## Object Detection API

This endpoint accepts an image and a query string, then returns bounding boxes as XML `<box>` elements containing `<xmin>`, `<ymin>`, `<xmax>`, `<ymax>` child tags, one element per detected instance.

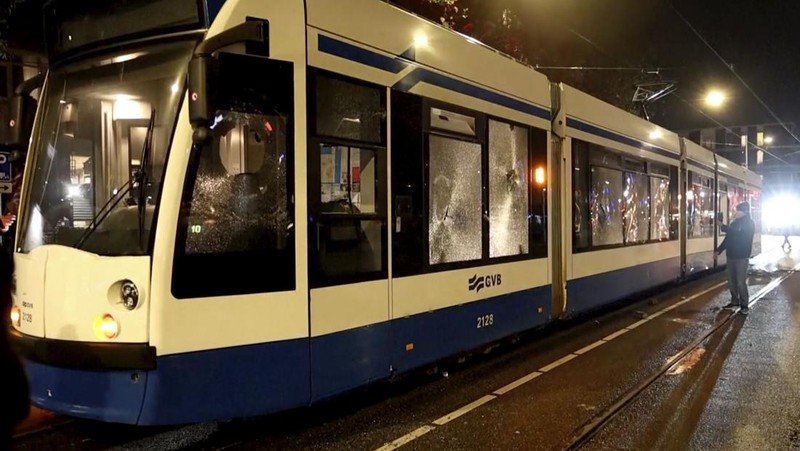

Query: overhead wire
<box><xmin>672</xmin><ymin>92</ymin><xmax>793</xmax><ymax>166</ymax></box>
<box><xmin>666</xmin><ymin>0</ymin><xmax>800</xmax><ymax>148</ymax></box>
<box><xmin>549</xmin><ymin>0</ymin><xmax>797</xmax><ymax>165</ymax></box>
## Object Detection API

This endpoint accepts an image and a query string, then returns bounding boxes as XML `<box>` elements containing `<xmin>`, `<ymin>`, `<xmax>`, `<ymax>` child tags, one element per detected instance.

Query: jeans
<box><xmin>727</xmin><ymin>258</ymin><xmax>749</xmax><ymax>308</ymax></box>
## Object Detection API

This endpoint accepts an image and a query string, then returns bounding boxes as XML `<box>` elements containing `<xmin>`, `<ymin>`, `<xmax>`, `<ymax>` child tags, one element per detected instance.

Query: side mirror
<box><xmin>3</xmin><ymin>73</ymin><xmax>45</xmax><ymax>156</ymax></box>
<box><xmin>188</xmin><ymin>19</ymin><xmax>269</xmax><ymax>144</ymax></box>
<box><xmin>188</xmin><ymin>55</ymin><xmax>213</xmax><ymax>143</ymax></box>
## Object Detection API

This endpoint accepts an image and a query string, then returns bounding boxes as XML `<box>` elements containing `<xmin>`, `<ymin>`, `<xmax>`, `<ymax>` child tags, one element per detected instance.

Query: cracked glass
<box><xmin>590</xmin><ymin>166</ymin><xmax>623</xmax><ymax>246</ymax></box>
<box><xmin>429</xmin><ymin>135</ymin><xmax>482</xmax><ymax>264</ymax></box>
<box><xmin>489</xmin><ymin>120</ymin><xmax>529</xmax><ymax>257</ymax></box>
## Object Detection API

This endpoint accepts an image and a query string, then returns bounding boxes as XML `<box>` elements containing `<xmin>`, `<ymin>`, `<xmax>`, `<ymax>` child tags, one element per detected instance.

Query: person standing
<box><xmin>715</xmin><ymin>202</ymin><xmax>756</xmax><ymax>314</ymax></box>
<box><xmin>0</xmin><ymin>249</ymin><xmax>29</xmax><ymax>448</ymax></box>
<box><xmin>1</xmin><ymin>171</ymin><xmax>23</xmax><ymax>256</ymax></box>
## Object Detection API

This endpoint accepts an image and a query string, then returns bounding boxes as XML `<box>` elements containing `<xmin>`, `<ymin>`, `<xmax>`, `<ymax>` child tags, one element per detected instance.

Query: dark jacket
<box><xmin>717</xmin><ymin>214</ymin><xmax>755</xmax><ymax>260</ymax></box>
<box><xmin>1</xmin><ymin>251</ymin><xmax>30</xmax><ymax>442</ymax></box>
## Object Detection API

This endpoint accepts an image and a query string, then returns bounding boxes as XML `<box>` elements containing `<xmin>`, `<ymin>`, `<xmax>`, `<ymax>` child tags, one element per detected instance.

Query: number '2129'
<box><xmin>476</xmin><ymin>314</ymin><xmax>494</xmax><ymax>328</ymax></box>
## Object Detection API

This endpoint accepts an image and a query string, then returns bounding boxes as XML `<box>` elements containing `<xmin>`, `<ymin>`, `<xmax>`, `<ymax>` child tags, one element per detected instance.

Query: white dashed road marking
<box><xmin>375</xmin><ymin>281</ymin><xmax>736</xmax><ymax>450</ymax></box>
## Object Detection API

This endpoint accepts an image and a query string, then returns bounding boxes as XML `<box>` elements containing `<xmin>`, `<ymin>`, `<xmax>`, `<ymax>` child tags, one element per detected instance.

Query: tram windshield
<box><xmin>18</xmin><ymin>40</ymin><xmax>194</xmax><ymax>255</ymax></box>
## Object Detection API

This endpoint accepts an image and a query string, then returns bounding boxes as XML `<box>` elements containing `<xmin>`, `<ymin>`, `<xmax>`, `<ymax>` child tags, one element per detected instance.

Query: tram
<box><xmin>7</xmin><ymin>0</ymin><xmax>761</xmax><ymax>425</ymax></box>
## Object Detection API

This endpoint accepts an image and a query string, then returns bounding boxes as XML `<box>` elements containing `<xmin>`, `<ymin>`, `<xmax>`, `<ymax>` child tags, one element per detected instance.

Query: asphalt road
<box><xmin>11</xmin><ymin>237</ymin><xmax>800</xmax><ymax>450</ymax></box>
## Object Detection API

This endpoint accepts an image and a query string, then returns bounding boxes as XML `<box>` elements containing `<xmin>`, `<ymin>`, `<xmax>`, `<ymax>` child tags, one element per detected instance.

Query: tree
<box><xmin>391</xmin><ymin>0</ymin><xmax>528</xmax><ymax>63</ymax></box>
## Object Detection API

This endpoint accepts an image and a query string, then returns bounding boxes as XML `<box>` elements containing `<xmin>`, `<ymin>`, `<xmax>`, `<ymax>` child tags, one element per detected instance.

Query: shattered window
<box><xmin>172</xmin><ymin>53</ymin><xmax>295</xmax><ymax>298</ymax></box>
<box><xmin>488</xmin><ymin>120</ymin><xmax>529</xmax><ymax>257</ymax></box>
<box><xmin>181</xmin><ymin>111</ymin><xmax>290</xmax><ymax>255</ymax></box>
<box><xmin>573</xmin><ymin>141</ymin><xmax>590</xmax><ymax>250</ymax></box>
<box><xmin>314</xmin><ymin>75</ymin><xmax>384</xmax><ymax>144</ymax></box>
<box><xmin>650</xmin><ymin>176</ymin><xmax>670</xmax><ymax>240</ymax></box>
<box><xmin>699</xmin><ymin>186</ymin><xmax>714</xmax><ymax>237</ymax></box>
<box><xmin>688</xmin><ymin>182</ymin><xmax>713</xmax><ymax>238</ymax></box>
<box><xmin>429</xmin><ymin>135</ymin><xmax>482</xmax><ymax>264</ymax></box>
<box><xmin>590</xmin><ymin>166</ymin><xmax>623</xmax><ymax>246</ymax></box>
<box><xmin>623</xmin><ymin>171</ymin><xmax>650</xmax><ymax>243</ymax></box>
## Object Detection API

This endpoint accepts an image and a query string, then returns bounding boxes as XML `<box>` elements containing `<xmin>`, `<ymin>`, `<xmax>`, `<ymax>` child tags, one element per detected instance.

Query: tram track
<box><xmin>563</xmin><ymin>264</ymin><xmax>800</xmax><ymax>450</ymax></box>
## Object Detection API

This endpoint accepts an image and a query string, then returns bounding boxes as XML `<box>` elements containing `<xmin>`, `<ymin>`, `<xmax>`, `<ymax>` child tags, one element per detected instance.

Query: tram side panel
<box><xmin>561</xmin><ymin>85</ymin><xmax>683</xmax><ymax>315</ymax></box>
<box><xmin>308</xmin><ymin>0</ymin><xmax>556</xmax><ymax>377</ymax></box>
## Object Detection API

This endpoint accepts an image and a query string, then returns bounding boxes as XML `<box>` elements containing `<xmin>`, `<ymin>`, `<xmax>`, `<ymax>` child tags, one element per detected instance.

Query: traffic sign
<box><xmin>0</xmin><ymin>151</ymin><xmax>10</xmax><ymax>182</ymax></box>
<box><xmin>0</xmin><ymin>182</ymin><xmax>11</xmax><ymax>194</ymax></box>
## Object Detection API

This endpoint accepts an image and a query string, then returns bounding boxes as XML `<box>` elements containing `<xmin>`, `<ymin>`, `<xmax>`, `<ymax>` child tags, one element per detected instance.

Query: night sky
<box><xmin>509</xmin><ymin>0</ymin><xmax>800</xmax><ymax>130</ymax></box>
<box><xmin>5</xmin><ymin>0</ymin><xmax>799</xmax><ymax>132</ymax></box>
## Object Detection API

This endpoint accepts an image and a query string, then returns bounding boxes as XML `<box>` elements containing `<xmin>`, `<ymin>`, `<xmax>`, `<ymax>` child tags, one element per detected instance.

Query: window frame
<box><xmin>390</xmin><ymin>91</ymin><xmax>549</xmax><ymax>278</ymax></box>
<box><xmin>687</xmin><ymin>170</ymin><xmax>715</xmax><ymax>239</ymax></box>
<box><xmin>487</xmin><ymin>117</ymin><xmax>534</xmax><ymax>260</ymax></box>
<box><xmin>572</xmin><ymin>138</ymin><xmax>680</xmax><ymax>253</ymax></box>
<box><xmin>307</xmin><ymin>69</ymin><xmax>388</xmax><ymax>288</ymax></box>
<box><xmin>171</xmin><ymin>53</ymin><xmax>296</xmax><ymax>299</ymax></box>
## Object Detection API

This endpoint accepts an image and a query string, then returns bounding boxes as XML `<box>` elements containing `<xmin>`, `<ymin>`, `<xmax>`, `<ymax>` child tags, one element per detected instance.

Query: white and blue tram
<box><xmin>8</xmin><ymin>0</ymin><xmax>761</xmax><ymax>425</ymax></box>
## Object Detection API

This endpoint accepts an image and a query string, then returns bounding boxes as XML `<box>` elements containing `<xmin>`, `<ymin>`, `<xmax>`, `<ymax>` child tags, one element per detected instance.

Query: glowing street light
<box><xmin>704</xmin><ymin>90</ymin><xmax>726</xmax><ymax>108</ymax></box>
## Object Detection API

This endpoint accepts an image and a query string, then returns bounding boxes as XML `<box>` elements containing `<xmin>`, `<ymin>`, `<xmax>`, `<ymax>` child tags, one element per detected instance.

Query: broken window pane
<box><xmin>429</xmin><ymin>135</ymin><xmax>482</xmax><ymax>264</ymax></box>
<box><xmin>688</xmin><ymin>184</ymin><xmax>713</xmax><ymax>238</ymax></box>
<box><xmin>650</xmin><ymin>176</ymin><xmax>670</xmax><ymax>240</ymax></box>
<box><xmin>590</xmin><ymin>166</ymin><xmax>623</xmax><ymax>246</ymax></box>
<box><xmin>488</xmin><ymin>120</ymin><xmax>529</xmax><ymax>257</ymax></box>
<box><xmin>623</xmin><ymin>171</ymin><xmax>650</xmax><ymax>243</ymax></box>
<box><xmin>573</xmin><ymin>141</ymin><xmax>590</xmax><ymax>250</ymax></box>
<box><xmin>315</xmin><ymin>75</ymin><xmax>384</xmax><ymax>143</ymax></box>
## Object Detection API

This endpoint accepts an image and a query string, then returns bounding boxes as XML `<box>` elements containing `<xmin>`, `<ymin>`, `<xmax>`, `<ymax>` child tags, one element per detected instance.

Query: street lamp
<box><xmin>704</xmin><ymin>90</ymin><xmax>726</xmax><ymax>108</ymax></box>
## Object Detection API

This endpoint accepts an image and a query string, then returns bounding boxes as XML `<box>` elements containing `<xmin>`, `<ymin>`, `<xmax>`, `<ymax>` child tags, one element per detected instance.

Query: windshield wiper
<box><xmin>74</xmin><ymin>179</ymin><xmax>134</xmax><ymax>249</ymax></box>
<box><xmin>136</xmin><ymin>108</ymin><xmax>156</xmax><ymax>252</ymax></box>
<box><xmin>74</xmin><ymin>108</ymin><xmax>156</xmax><ymax>251</ymax></box>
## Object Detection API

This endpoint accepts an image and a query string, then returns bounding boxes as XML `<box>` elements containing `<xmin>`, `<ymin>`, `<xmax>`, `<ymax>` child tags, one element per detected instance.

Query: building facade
<box><xmin>682</xmin><ymin>122</ymin><xmax>800</xmax><ymax>196</ymax></box>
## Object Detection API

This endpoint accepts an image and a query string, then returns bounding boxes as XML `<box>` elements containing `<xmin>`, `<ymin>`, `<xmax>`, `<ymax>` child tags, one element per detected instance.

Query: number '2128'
<box><xmin>476</xmin><ymin>314</ymin><xmax>494</xmax><ymax>328</ymax></box>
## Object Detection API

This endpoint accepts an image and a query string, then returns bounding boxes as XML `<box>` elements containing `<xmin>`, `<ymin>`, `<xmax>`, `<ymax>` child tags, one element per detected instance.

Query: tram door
<box><xmin>307</xmin><ymin>70</ymin><xmax>390</xmax><ymax>399</ymax></box>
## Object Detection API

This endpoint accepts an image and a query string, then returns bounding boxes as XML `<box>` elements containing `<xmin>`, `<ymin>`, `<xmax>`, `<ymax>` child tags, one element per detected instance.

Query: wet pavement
<box><xmin>689</xmin><ymin>271</ymin><xmax>800</xmax><ymax>450</ymax></box>
<box><xmin>10</xmin><ymin>236</ymin><xmax>800</xmax><ymax>450</ymax></box>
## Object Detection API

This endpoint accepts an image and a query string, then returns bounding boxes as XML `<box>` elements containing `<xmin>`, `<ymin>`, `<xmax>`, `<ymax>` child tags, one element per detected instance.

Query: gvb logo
<box><xmin>468</xmin><ymin>274</ymin><xmax>502</xmax><ymax>293</ymax></box>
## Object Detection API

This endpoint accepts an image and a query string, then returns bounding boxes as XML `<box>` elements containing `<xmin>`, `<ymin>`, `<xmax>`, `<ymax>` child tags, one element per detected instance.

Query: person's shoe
<box><xmin>722</xmin><ymin>302</ymin><xmax>737</xmax><ymax>309</ymax></box>
<box><xmin>740</xmin><ymin>308</ymin><xmax>749</xmax><ymax>315</ymax></box>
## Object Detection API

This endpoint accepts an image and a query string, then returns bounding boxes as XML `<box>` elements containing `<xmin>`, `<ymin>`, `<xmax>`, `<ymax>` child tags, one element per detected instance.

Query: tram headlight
<box><xmin>93</xmin><ymin>313</ymin><xmax>120</xmax><ymax>339</ymax></box>
<box><xmin>121</xmin><ymin>280</ymin><xmax>139</xmax><ymax>310</ymax></box>
<box><xmin>10</xmin><ymin>305</ymin><xmax>21</xmax><ymax>327</ymax></box>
